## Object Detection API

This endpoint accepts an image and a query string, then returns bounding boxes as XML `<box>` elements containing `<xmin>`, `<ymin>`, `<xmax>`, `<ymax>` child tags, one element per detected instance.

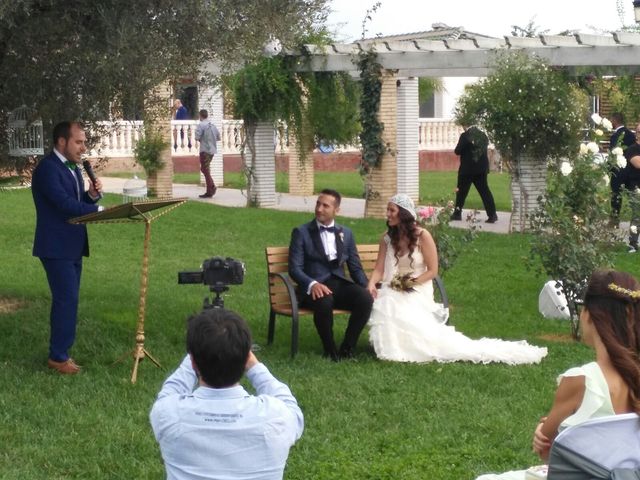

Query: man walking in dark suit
<box><xmin>623</xmin><ymin>123</ymin><xmax>640</xmax><ymax>252</ymax></box>
<box><xmin>451</xmin><ymin>124</ymin><xmax>498</xmax><ymax>223</ymax></box>
<box><xmin>288</xmin><ymin>189</ymin><xmax>373</xmax><ymax>361</ymax></box>
<box><xmin>609</xmin><ymin>112</ymin><xmax>636</xmax><ymax>225</ymax></box>
<box><xmin>32</xmin><ymin>121</ymin><xmax>103</xmax><ymax>374</ymax></box>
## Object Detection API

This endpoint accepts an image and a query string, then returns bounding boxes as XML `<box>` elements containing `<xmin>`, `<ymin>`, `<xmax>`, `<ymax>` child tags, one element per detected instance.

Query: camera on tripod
<box><xmin>178</xmin><ymin>256</ymin><xmax>245</xmax><ymax>309</ymax></box>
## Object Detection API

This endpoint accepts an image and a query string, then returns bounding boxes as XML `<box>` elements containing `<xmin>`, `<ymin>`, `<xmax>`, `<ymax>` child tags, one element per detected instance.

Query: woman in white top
<box><xmin>366</xmin><ymin>194</ymin><xmax>547</xmax><ymax>365</ymax></box>
<box><xmin>477</xmin><ymin>269</ymin><xmax>640</xmax><ymax>479</ymax></box>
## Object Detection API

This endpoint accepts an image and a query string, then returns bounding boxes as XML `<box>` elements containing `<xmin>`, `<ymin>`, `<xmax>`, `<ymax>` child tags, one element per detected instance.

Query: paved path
<box><xmin>101</xmin><ymin>176</ymin><xmax>512</xmax><ymax>233</ymax></box>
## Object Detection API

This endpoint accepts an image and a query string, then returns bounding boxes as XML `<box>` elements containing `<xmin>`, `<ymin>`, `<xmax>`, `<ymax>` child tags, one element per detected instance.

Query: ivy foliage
<box><xmin>227</xmin><ymin>49</ymin><xmax>360</xmax><ymax>205</ymax></box>
<box><xmin>357</xmin><ymin>50</ymin><xmax>385</xmax><ymax>171</ymax></box>
<box><xmin>229</xmin><ymin>57</ymin><xmax>303</xmax><ymax>125</ymax></box>
<box><xmin>306</xmin><ymin>72</ymin><xmax>361</xmax><ymax>146</ymax></box>
<box><xmin>228</xmin><ymin>56</ymin><xmax>360</xmax><ymax>146</ymax></box>
<box><xmin>455</xmin><ymin>52</ymin><xmax>586</xmax><ymax>165</ymax></box>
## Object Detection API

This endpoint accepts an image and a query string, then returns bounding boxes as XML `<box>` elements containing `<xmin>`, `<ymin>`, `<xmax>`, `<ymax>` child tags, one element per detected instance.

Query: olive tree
<box><xmin>0</xmin><ymin>0</ymin><xmax>329</xmax><ymax>166</ymax></box>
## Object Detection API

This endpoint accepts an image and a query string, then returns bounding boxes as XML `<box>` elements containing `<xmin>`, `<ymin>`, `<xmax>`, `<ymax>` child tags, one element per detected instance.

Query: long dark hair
<box><xmin>387</xmin><ymin>207</ymin><xmax>420</xmax><ymax>267</ymax></box>
<box><xmin>584</xmin><ymin>270</ymin><xmax>640</xmax><ymax>414</ymax></box>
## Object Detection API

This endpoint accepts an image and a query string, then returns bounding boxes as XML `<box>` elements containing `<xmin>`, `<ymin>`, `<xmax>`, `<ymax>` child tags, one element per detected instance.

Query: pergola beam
<box><xmin>284</xmin><ymin>33</ymin><xmax>640</xmax><ymax>77</ymax></box>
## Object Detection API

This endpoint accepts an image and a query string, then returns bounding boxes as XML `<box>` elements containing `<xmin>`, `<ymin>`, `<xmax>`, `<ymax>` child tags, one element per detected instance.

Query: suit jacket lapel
<box><xmin>309</xmin><ymin>222</ymin><xmax>327</xmax><ymax>260</ymax></box>
<box><xmin>72</xmin><ymin>167</ymin><xmax>82</xmax><ymax>200</ymax></box>
<box><xmin>55</xmin><ymin>157</ymin><xmax>80</xmax><ymax>200</ymax></box>
<box><xmin>335</xmin><ymin>225</ymin><xmax>344</xmax><ymax>263</ymax></box>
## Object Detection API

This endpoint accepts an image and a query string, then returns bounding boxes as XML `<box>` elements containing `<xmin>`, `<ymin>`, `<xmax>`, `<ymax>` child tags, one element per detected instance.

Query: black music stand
<box><xmin>71</xmin><ymin>198</ymin><xmax>187</xmax><ymax>383</ymax></box>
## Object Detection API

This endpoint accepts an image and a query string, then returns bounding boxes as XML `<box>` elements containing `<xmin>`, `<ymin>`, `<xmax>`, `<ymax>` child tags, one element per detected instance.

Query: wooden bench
<box><xmin>266</xmin><ymin>244</ymin><xmax>449</xmax><ymax>358</ymax></box>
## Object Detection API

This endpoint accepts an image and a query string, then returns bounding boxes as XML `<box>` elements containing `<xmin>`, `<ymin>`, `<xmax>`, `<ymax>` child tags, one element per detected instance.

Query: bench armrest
<box><xmin>269</xmin><ymin>271</ymin><xmax>301</xmax><ymax>318</ymax></box>
<box><xmin>434</xmin><ymin>275</ymin><xmax>449</xmax><ymax>309</ymax></box>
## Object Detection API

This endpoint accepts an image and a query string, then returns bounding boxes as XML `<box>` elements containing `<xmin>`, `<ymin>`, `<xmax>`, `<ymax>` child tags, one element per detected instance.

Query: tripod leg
<box><xmin>142</xmin><ymin>348</ymin><xmax>162</xmax><ymax>368</ymax></box>
<box><xmin>131</xmin><ymin>355</ymin><xmax>141</xmax><ymax>383</ymax></box>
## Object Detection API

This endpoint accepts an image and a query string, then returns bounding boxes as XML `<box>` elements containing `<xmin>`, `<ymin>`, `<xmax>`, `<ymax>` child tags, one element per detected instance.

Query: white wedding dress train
<box><xmin>368</xmin><ymin>236</ymin><xmax>547</xmax><ymax>364</ymax></box>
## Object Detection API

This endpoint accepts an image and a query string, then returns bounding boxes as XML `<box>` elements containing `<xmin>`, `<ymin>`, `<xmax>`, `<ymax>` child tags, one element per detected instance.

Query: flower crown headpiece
<box><xmin>607</xmin><ymin>283</ymin><xmax>640</xmax><ymax>301</ymax></box>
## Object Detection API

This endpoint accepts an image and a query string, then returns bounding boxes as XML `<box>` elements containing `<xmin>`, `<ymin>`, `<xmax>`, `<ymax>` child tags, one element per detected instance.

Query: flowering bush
<box><xmin>454</xmin><ymin>52</ymin><xmax>588</xmax><ymax>232</ymax></box>
<box><xmin>590</xmin><ymin>112</ymin><xmax>627</xmax><ymax>172</ymax></box>
<box><xmin>417</xmin><ymin>205</ymin><xmax>437</xmax><ymax>224</ymax></box>
<box><xmin>529</xmin><ymin>115</ymin><xmax>620</xmax><ymax>339</ymax></box>
<box><xmin>416</xmin><ymin>199</ymin><xmax>479</xmax><ymax>274</ymax></box>
<box><xmin>454</xmin><ymin>52</ymin><xmax>586</xmax><ymax>166</ymax></box>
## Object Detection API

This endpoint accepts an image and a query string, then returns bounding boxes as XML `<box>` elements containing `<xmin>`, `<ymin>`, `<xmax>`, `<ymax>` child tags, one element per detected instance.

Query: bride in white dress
<box><xmin>367</xmin><ymin>194</ymin><xmax>547</xmax><ymax>365</ymax></box>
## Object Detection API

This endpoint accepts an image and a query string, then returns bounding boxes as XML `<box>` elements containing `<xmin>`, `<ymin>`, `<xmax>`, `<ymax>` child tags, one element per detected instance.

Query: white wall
<box><xmin>438</xmin><ymin>77</ymin><xmax>481</xmax><ymax>119</ymax></box>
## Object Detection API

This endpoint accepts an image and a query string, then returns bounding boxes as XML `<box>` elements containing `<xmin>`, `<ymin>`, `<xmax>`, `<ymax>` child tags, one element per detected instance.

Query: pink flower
<box><xmin>418</xmin><ymin>206</ymin><xmax>436</xmax><ymax>219</ymax></box>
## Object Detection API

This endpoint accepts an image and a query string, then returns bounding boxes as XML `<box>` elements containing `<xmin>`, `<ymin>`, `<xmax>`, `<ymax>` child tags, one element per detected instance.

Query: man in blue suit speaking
<box><xmin>32</xmin><ymin>121</ymin><xmax>103</xmax><ymax>374</ymax></box>
<box><xmin>288</xmin><ymin>189</ymin><xmax>373</xmax><ymax>361</ymax></box>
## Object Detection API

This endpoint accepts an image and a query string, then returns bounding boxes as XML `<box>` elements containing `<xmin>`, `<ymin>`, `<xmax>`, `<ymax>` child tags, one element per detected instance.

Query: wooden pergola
<box><xmin>298</xmin><ymin>32</ymin><xmax>640</xmax><ymax>76</ymax></box>
<box><xmin>210</xmin><ymin>32</ymin><xmax>640</xmax><ymax>218</ymax></box>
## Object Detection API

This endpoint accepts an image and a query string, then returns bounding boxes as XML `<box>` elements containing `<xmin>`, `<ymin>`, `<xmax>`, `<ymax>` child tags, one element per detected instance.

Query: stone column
<box><xmin>288</xmin><ymin>121</ymin><xmax>314</xmax><ymax>196</ymax></box>
<box><xmin>396</xmin><ymin>77</ymin><xmax>419</xmax><ymax>201</ymax></box>
<box><xmin>197</xmin><ymin>85</ymin><xmax>224</xmax><ymax>187</ymax></box>
<box><xmin>251</xmin><ymin>121</ymin><xmax>276</xmax><ymax>207</ymax></box>
<box><xmin>365</xmin><ymin>70</ymin><xmax>398</xmax><ymax>218</ymax></box>
<box><xmin>510</xmin><ymin>154</ymin><xmax>547</xmax><ymax>233</ymax></box>
<box><xmin>146</xmin><ymin>81</ymin><xmax>173</xmax><ymax>198</ymax></box>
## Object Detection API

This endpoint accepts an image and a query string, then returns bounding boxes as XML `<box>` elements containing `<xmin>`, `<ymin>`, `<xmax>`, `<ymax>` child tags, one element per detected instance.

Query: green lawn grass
<box><xmin>1</xmin><ymin>188</ymin><xmax>638</xmax><ymax>479</ymax></box>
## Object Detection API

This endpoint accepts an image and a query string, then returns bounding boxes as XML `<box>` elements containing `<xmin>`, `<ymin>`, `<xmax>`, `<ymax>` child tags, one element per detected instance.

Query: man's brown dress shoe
<box><xmin>47</xmin><ymin>358</ymin><xmax>81</xmax><ymax>375</ymax></box>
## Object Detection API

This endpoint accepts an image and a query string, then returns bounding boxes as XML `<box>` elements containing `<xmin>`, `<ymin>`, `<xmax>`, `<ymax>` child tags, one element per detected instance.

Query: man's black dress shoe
<box><xmin>338</xmin><ymin>346</ymin><xmax>355</xmax><ymax>360</ymax></box>
<box><xmin>485</xmin><ymin>215</ymin><xmax>498</xmax><ymax>224</ymax></box>
<box><xmin>198</xmin><ymin>193</ymin><xmax>213</xmax><ymax>198</ymax></box>
<box><xmin>450</xmin><ymin>213</ymin><xmax>462</xmax><ymax>221</ymax></box>
<box><xmin>322</xmin><ymin>349</ymin><xmax>340</xmax><ymax>362</ymax></box>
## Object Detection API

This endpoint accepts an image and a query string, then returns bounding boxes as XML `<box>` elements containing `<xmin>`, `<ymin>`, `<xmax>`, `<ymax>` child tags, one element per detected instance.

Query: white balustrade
<box><xmin>87</xmin><ymin>118</ymin><xmax>461</xmax><ymax>159</ymax></box>
<box><xmin>222</xmin><ymin>119</ymin><xmax>245</xmax><ymax>154</ymax></box>
<box><xmin>171</xmin><ymin>120</ymin><xmax>199</xmax><ymax>155</ymax></box>
<box><xmin>93</xmin><ymin>121</ymin><xmax>144</xmax><ymax>157</ymax></box>
<box><xmin>418</xmin><ymin>119</ymin><xmax>463</xmax><ymax>150</ymax></box>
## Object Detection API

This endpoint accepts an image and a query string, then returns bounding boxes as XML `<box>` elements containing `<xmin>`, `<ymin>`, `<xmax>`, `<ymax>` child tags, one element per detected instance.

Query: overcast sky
<box><xmin>327</xmin><ymin>0</ymin><xmax>633</xmax><ymax>42</ymax></box>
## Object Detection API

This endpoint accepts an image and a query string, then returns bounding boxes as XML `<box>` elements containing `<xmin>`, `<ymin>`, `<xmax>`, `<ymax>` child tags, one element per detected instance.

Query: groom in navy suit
<box><xmin>289</xmin><ymin>189</ymin><xmax>373</xmax><ymax>361</ymax></box>
<box><xmin>32</xmin><ymin>121</ymin><xmax>103</xmax><ymax>374</ymax></box>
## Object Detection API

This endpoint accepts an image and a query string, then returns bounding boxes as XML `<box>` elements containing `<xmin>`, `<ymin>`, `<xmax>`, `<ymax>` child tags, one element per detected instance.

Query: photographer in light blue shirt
<box><xmin>150</xmin><ymin>309</ymin><xmax>304</xmax><ymax>480</ymax></box>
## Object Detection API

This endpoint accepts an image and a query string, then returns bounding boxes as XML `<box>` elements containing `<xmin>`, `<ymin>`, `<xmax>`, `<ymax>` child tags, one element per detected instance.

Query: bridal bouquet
<box><xmin>389</xmin><ymin>273</ymin><xmax>417</xmax><ymax>293</ymax></box>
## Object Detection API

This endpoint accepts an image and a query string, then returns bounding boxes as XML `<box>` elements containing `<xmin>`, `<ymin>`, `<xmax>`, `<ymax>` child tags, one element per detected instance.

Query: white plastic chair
<box><xmin>548</xmin><ymin>413</ymin><xmax>640</xmax><ymax>479</ymax></box>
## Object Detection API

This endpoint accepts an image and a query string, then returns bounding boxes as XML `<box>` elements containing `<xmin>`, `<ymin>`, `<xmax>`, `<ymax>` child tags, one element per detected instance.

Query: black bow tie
<box><xmin>320</xmin><ymin>225</ymin><xmax>335</xmax><ymax>233</ymax></box>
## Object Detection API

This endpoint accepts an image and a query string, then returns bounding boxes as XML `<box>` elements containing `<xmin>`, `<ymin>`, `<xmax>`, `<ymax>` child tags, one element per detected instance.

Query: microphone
<box><xmin>82</xmin><ymin>159</ymin><xmax>103</xmax><ymax>199</ymax></box>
